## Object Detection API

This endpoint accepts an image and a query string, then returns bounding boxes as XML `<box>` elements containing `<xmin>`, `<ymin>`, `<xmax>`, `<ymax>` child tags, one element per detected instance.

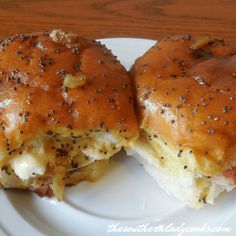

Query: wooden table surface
<box><xmin>0</xmin><ymin>0</ymin><xmax>236</xmax><ymax>44</ymax></box>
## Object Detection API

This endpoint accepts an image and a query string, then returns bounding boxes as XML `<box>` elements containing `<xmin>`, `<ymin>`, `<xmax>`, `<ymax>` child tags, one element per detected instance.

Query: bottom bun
<box><xmin>127</xmin><ymin>132</ymin><xmax>235</xmax><ymax>209</ymax></box>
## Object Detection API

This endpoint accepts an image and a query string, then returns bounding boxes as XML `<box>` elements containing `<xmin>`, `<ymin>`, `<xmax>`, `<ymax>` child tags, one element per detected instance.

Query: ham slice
<box><xmin>223</xmin><ymin>167</ymin><xmax>236</xmax><ymax>184</ymax></box>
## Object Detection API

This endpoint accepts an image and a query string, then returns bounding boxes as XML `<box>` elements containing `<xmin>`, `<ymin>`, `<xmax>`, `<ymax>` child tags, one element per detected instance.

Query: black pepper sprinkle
<box><xmin>56</xmin><ymin>148</ymin><xmax>68</xmax><ymax>157</ymax></box>
<box><xmin>183</xmin><ymin>34</ymin><xmax>192</xmax><ymax>40</ymax></box>
<box><xmin>0</xmin><ymin>122</ymin><xmax>5</xmax><ymax>131</ymax></box>
<box><xmin>72</xmin><ymin>47</ymin><xmax>80</xmax><ymax>54</ymax></box>
<box><xmin>178</xmin><ymin>60</ymin><xmax>185</xmax><ymax>67</ymax></box>
<box><xmin>192</xmin><ymin>107</ymin><xmax>198</xmax><ymax>115</ymax></box>
<box><xmin>98</xmin><ymin>60</ymin><xmax>104</xmax><ymax>64</ymax></box>
<box><xmin>208</xmin><ymin>115</ymin><xmax>213</xmax><ymax>119</ymax></box>
<box><xmin>55</xmin><ymin>48</ymin><xmax>61</xmax><ymax>54</ymax></box>
<box><xmin>56</xmin><ymin>69</ymin><xmax>66</xmax><ymax>78</ymax></box>
<box><xmin>223</xmin><ymin>120</ymin><xmax>229</xmax><ymax>125</ymax></box>
<box><xmin>202</xmin><ymin>196</ymin><xmax>206</xmax><ymax>204</ymax></box>
<box><xmin>176</xmin><ymin>104</ymin><xmax>182</xmax><ymax>108</ymax></box>
<box><xmin>170</xmin><ymin>73</ymin><xmax>177</xmax><ymax>78</ymax></box>
<box><xmin>96</xmin><ymin>88</ymin><xmax>102</xmax><ymax>93</ymax></box>
<box><xmin>193</xmin><ymin>75</ymin><xmax>210</xmax><ymax>87</ymax></box>
<box><xmin>46</xmin><ymin>130</ymin><xmax>53</xmax><ymax>135</ymax></box>
<box><xmin>208</xmin><ymin>129</ymin><xmax>215</xmax><ymax>134</ymax></box>
<box><xmin>177</xmin><ymin>150</ymin><xmax>183</xmax><ymax>157</ymax></box>
<box><xmin>75</xmin><ymin>63</ymin><xmax>81</xmax><ymax>72</ymax></box>
<box><xmin>222</xmin><ymin>106</ymin><xmax>232</xmax><ymax>113</ymax></box>
<box><xmin>179</xmin><ymin>96</ymin><xmax>187</xmax><ymax>102</ymax></box>
<box><xmin>67</xmin><ymin>124</ymin><xmax>72</xmax><ymax>129</ymax></box>
<box><xmin>162</xmin><ymin>103</ymin><xmax>171</xmax><ymax>108</ymax></box>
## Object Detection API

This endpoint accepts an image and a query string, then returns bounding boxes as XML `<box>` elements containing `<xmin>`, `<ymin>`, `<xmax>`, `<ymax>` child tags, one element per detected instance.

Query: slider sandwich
<box><xmin>0</xmin><ymin>29</ymin><xmax>138</xmax><ymax>200</ymax></box>
<box><xmin>129</xmin><ymin>35</ymin><xmax>236</xmax><ymax>208</ymax></box>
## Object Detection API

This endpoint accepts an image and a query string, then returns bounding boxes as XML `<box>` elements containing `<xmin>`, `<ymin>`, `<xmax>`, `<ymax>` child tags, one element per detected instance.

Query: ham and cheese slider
<box><xmin>129</xmin><ymin>35</ymin><xmax>236</xmax><ymax>208</ymax></box>
<box><xmin>0</xmin><ymin>29</ymin><xmax>138</xmax><ymax>200</ymax></box>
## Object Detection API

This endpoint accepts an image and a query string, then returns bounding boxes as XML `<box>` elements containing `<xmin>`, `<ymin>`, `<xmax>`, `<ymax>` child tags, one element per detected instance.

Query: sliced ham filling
<box><xmin>222</xmin><ymin>167</ymin><xmax>236</xmax><ymax>184</ymax></box>
<box><xmin>211</xmin><ymin>167</ymin><xmax>236</xmax><ymax>188</ymax></box>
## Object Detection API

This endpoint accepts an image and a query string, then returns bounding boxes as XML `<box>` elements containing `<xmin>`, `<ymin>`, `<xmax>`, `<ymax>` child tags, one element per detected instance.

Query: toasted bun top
<box><xmin>131</xmin><ymin>35</ymin><xmax>236</xmax><ymax>175</ymax></box>
<box><xmin>0</xmin><ymin>29</ymin><xmax>138</xmax><ymax>150</ymax></box>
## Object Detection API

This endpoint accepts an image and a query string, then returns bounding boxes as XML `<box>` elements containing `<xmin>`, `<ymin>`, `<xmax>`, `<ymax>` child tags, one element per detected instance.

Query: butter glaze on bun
<box><xmin>129</xmin><ymin>35</ymin><xmax>236</xmax><ymax>208</ymax></box>
<box><xmin>0</xmin><ymin>29</ymin><xmax>138</xmax><ymax>199</ymax></box>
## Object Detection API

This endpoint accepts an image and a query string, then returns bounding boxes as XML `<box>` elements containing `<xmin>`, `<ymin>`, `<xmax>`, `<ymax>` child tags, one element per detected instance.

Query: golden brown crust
<box><xmin>0</xmin><ymin>30</ymin><xmax>138</xmax><ymax>152</ymax></box>
<box><xmin>131</xmin><ymin>35</ymin><xmax>236</xmax><ymax>176</ymax></box>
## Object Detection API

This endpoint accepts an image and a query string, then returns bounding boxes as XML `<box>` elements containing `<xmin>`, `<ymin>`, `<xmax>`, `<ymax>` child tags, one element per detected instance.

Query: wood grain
<box><xmin>0</xmin><ymin>0</ymin><xmax>236</xmax><ymax>44</ymax></box>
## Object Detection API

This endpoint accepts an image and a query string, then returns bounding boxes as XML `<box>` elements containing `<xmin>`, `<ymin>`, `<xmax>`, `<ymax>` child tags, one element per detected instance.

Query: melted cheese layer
<box><xmin>11</xmin><ymin>152</ymin><xmax>46</xmax><ymax>181</ymax></box>
<box><xmin>6</xmin><ymin>132</ymin><xmax>125</xmax><ymax>182</ymax></box>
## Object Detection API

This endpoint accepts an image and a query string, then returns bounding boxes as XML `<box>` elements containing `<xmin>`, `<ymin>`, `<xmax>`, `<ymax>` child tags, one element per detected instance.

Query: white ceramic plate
<box><xmin>0</xmin><ymin>38</ymin><xmax>235</xmax><ymax>236</ymax></box>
